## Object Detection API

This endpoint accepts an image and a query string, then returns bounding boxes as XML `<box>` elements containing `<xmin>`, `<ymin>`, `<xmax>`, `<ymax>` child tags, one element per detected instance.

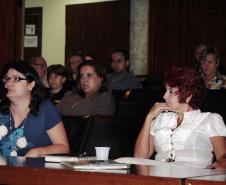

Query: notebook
<box><xmin>45</xmin><ymin>155</ymin><xmax>98</xmax><ymax>163</ymax></box>
<box><xmin>61</xmin><ymin>160</ymin><xmax>130</xmax><ymax>171</ymax></box>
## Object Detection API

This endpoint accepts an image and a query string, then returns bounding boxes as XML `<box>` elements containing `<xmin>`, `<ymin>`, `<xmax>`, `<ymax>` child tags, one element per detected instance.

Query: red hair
<box><xmin>164</xmin><ymin>66</ymin><xmax>205</xmax><ymax>109</ymax></box>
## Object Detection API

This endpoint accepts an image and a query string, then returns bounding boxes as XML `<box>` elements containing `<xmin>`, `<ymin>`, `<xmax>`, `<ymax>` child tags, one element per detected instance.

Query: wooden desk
<box><xmin>0</xmin><ymin>157</ymin><xmax>225</xmax><ymax>185</ymax></box>
<box><xmin>186</xmin><ymin>174</ymin><xmax>226</xmax><ymax>185</ymax></box>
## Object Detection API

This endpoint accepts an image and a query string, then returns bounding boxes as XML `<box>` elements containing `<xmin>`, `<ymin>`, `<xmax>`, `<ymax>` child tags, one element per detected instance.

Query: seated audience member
<box><xmin>28</xmin><ymin>56</ymin><xmax>49</xmax><ymax>88</ymax></box>
<box><xmin>0</xmin><ymin>61</ymin><xmax>69</xmax><ymax>157</ymax></box>
<box><xmin>107</xmin><ymin>49</ymin><xmax>142</xmax><ymax>90</ymax></box>
<box><xmin>134</xmin><ymin>66</ymin><xmax>226</xmax><ymax>169</ymax></box>
<box><xmin>57</xmin><ymin>60</ymin><xmax>116</xmax><ymax>116</ymax></box>
<box><xmin>47</xmin><ymin>64</ymin><xmax>73</xmax><ymax>104</ymax></box>
<box><xmin>66</xmin><ymin>51</ymin><xmax>84</xmax><ymax>81</ymax></box>
<box><xmin>193</xmin><ymin>44</ymin><xmax>207</xmax><ymax>73</ymax></box>
<box><xmin>200</xmin><ymin>47</ymin><xmax>226</xmax><ymax>89</ymax></box>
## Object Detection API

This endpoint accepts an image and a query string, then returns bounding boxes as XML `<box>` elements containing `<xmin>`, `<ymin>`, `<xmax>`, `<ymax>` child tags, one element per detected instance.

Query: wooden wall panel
<box><xmin>65</xmin><ymin>0</ymin><xmax>130</xmax><ymax>68</ymax></box>
<box><xmin>0</xmin><ymin>0</ymin><xmax>23</xmax><ymax>71</ymax></box>
<box><xmin>148</xmin><ymin>0</ymin><xmax>226</xmax><ymax>75</ymax></box>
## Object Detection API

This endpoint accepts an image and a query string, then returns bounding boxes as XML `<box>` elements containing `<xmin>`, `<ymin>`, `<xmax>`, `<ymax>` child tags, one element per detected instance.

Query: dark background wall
<box><xmin>148</xmin><ymin>0</ymin><xmax>226</xmax><ymax>75</ymax></box>
<box><xmin>1</xmin><ymin>0</ymin><xmax>226</xmax><ymax>76</ymax></box>
<box><xmin>0</xmin><ymin>0</ymin><xmax>23</xmax><ymax>71</ymax></box>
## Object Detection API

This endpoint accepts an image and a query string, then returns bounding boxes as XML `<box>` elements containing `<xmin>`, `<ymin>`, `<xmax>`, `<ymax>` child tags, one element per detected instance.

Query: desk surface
<box><xmin>186</xmin><ymin>174</ymin><xmax>226</xmax><ymax>185</ymax></box>
<box><xmin>0</xmin><ymin>156</ymin><xmax>225</xmax><ymax>185</ymax></box>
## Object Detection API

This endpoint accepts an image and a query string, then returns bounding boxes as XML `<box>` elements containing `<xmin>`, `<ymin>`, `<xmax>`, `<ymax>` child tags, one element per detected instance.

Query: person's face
<box><xmin>3</xmin><ymin>68</ymin><xmax>34</xmax><ymax>100</ymax></box>
<box><xmin>201</xmin><ymin>54</ymin><xmax>219</xmax><ymax>77</ymax></box>
<box><xmin>69</xmin><ymin>56</ymin><xmax>83</xmax><ymax>74</ymax></box>
<box><xmin>79</xmin><ymin>65</ymin><xmax>102</xmax><ymax>96</ymax></box>
<box><xmin>111</xmin><ymin>52</ymin><xmax>128</xmax><ymax>73</ymax></box>
<box><xmin>48</xmin><ymin>73</ymin><xmax>66</xmax><ymax>92</ymax></box>
<box><xmin>31</xmin><ymin>57</ymin><xmax>47</xmax><ymax>79</ymax></box>
<box><xmin>163</xmin><ymin>85</ymin><xmax>189</xmax><ymax>113</ymax></box>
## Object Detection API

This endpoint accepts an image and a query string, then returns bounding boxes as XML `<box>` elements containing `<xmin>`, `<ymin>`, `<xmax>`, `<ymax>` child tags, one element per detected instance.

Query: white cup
<box><xmin>95</xmin><ymin>147</ymin><xmax>110</xmax><ymax>160</ymax></box>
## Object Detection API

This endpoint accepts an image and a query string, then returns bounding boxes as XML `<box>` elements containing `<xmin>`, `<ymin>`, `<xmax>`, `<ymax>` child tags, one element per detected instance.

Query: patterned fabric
<box><xmin>202</xmin><ymin>71</ymin><xmax>226</xmax><ymax>89</ymax></box>
<box><xmin>107</xmin><ymin>72</ymin><xmax>142</xmax><ymax>90</ymax></box>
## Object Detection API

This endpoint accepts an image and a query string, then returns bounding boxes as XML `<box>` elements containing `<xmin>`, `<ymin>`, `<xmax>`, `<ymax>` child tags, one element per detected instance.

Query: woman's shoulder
<box><xmin>98</xmin><ymin>91</ymin><xmax>115</xmax><ymax>100</ymax></box>
<box><xmin>99</xmin><ymin>91</ymin><xmax>113</xmax><ymax>96</ymax></box>
<box><xmin>60</xmin><ymin>91</ymin><xmax>81</xmax><ymax>101</ymax></box>
<box><xmin>198</xmin><ymin>111</ymin><xmax>225</xmax><ymax>128</ymax></box>
<box><xmin>204</xmin><ymin>112</ymin><xmax>224</xmax><ymax>121</ymax></box>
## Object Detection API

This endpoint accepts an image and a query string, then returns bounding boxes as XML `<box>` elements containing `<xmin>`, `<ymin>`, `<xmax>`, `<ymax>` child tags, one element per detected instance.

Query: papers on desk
<box><xmin>114</xmin><ymin>157</ymin><xmax>208</xmax><ymax>168</ymax></box>
<box><xmin>45</xmin><ymin>155</ymin><xmax>79</xmax><ymax>163</ymax></box>
<box><xmin>61</xmin><ymin>160</ymin><xmax>130</xmax><ymax>171</ymax></box>
<box><xmin>45</xmin><ymin>155</ymin><xmax>97</xmax><ymax>163</ymax></box>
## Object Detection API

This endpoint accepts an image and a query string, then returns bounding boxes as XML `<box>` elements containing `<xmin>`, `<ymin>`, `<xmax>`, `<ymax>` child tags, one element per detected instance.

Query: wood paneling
<box><xmin>65</xmin><ymin>0</ymin><xmax>130</xmax><ymax>68</ymax></box>
<box><xmin>0</xmin><ymin>0</ymin><xmax>23</xmax><ymax>71</ymax></box>
<box><xmin>148</xmin><ymin>0</ymin><xmax>226</xmax><ymax>75</ymax></box>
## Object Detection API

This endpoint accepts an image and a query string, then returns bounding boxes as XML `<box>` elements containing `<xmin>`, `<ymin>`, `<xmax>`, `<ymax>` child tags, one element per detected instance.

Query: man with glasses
<box><xmin>28</xmin><ymin>56</ymin><xmax>49</xmax><ymax>88</ymax></box>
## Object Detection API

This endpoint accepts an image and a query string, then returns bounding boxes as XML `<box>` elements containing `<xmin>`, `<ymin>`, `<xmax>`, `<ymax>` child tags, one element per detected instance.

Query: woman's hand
<box><xmin>145</xmin><ymin>102</ymin><xmax>170</xmax><ymax>122</ymax></box>
<box><xmin>209</xmin><ymin>154</ymin><xmax>226</xmax><ymax>170</ymax></box>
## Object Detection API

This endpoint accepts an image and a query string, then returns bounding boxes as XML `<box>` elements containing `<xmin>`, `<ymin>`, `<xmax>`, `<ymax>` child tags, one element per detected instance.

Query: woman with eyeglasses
<box><xmin>57</xmin><ymin>60</ymin><xmax>116</xmax><ymax>116</ymax></box>
<box><xmin>0</xmin><ymin>61</ymin><xmax>69</xmax><ymax>157</ymax></box>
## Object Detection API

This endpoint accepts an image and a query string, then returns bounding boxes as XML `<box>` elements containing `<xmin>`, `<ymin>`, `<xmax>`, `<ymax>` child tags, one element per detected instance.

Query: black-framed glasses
<box><xmin>2</xmin><ymin>76</ymin><xmax>28</xmax><ymax>83</ymax></box>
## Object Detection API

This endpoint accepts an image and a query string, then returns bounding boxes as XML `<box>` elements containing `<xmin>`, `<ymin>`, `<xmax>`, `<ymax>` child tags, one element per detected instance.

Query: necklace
<box><xmin>8</xmin><ymin>112</ymin><xmax>28</xmax><ymax>156</ymax></box>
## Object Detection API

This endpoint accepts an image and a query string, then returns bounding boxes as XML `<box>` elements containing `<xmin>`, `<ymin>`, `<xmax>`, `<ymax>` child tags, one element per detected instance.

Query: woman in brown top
<box><xmin>57</xmin><ymin>61</ymin><xmax>116</xmax><ymax>116</ymax></box>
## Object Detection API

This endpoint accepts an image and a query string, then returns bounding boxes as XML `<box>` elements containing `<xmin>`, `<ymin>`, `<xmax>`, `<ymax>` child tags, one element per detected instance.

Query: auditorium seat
<box><xmin>116</xmin><ymin>100</ymin><xmax>151</xmax><ymax>120</ymax></box>
<box><xmin>62</xmin><ymin>116</ymin><xmax>89</xmax><ymax>155</ymax></box>
<box><xmin>115</xmin><ymin>89</ymin><xmax>164</xmax><ymax>120</ymax></box>
<box><xmin>127</xmin><ymin>89</ymin><xmax>165</xmax><ymax>105</ymax></box>
<box><xmin>78</xmin><ymin>115</ymin><xmax>143</xmax><ymax>159</ymax></box>
<box><xmin>200</xmin><ymin>89</ymin><xmax>226</xmax><ymax>123</ymax></box>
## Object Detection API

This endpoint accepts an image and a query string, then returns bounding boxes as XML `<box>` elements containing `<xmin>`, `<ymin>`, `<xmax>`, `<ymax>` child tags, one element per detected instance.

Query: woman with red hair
<box><xmin>134</xmin><ymin>66</ymin><xmax>226</xmax><ymax>169</ymax></box>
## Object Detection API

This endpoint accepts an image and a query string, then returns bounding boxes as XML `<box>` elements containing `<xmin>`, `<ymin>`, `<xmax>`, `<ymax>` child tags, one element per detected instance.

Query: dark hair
<box><xmin>164</xmin><ymin>66</ymin><xmax>205</xmax><ymax>109</ymax></box>
<box><xmin>0</xmin><ymin>61</ymin><xmax>49</xmax><ymax>115</ymax></box>
<box><xmin>75</xmin><ymin>60</ymin><xmax>110</xmax><ymax>97</ymax></box>
<box><xmin>47</xmin><ymin>64</ymin><xmax>67</xmax><ymax>79</ymax></box>
<box><xmin>200</xmin><ymin>47</ymin><xmax>220</xmax><ymax>61</ymax></box>
<box><xmin>112</xmin><ymin>49</ymin><xmax>129</xmax><ymax>61</ymax></box>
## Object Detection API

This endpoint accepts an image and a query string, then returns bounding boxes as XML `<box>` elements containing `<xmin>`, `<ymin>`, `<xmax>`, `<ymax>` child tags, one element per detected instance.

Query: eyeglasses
<box><xmin>2</xmin><ymin>76</ymin><xmax>28</xmax><ymax>83</ymax></box>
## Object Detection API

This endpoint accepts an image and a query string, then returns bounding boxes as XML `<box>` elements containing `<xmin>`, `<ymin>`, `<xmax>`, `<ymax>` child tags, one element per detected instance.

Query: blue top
<box><xmin>0</xmin><ymin>100</ymin><xmax>61</xmax><ymax>156</ymax></box>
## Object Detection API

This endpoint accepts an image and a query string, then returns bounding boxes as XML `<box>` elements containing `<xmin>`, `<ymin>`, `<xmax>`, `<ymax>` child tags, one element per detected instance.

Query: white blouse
<box><xmin>150</xmin><ymin>110</ymin><xmax>226</xmax><ymax>167</ymax></box>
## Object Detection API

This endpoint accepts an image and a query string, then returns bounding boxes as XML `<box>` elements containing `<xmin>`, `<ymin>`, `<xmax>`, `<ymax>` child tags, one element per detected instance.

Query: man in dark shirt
<box><xmin>107</xmin><ymin>49</ymin><xmax>142</xmax><ymax>90</ymax></box>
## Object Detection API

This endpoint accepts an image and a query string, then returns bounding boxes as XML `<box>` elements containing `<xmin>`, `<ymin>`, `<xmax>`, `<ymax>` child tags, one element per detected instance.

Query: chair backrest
<box><xmin>111</xmin><ymin>89</ymin><xmax>131</xmax><ymax>101</ymax></box>
<box><xmin>62</xmin><ymin>116</ymin><xmax>89</xmax><ymax>155</ymax></box>
<box><xmin>79</xmin><ymin>115</ymin><xmax>143</xmax><ymax>159</ymax></box>
<box><xmin>200</xmin><ymin>89</ymin><xmax>226</xmax><ymax>123</ymax></box>
<box><xmin>115</xmin><ymin>89</ymin><xmax>164</xmax><ymax>119</ymax></box>
<box><xmin>116</xmin><ymin>100</ymin><xmax>151</xmax><ymax>119</ymax></box>
<box><xmin>128</xmin><ymin>89</ymin><xmax>164</xmax><ymax>105</ymax></box>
